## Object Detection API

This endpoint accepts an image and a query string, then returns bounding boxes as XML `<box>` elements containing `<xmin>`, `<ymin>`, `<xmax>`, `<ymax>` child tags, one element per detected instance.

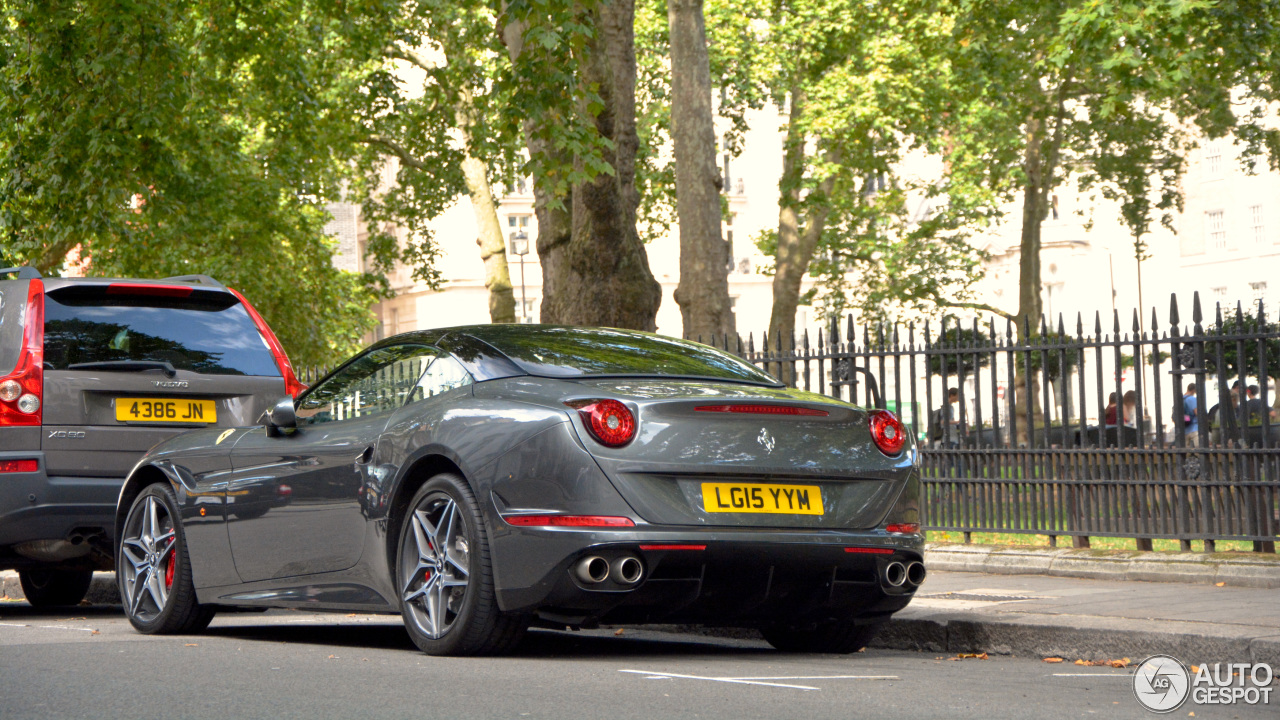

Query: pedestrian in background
<box><xmin>1182</xmin><ymin>383</ymin><xmax>1200</xmax><ymax>447</ymax></box>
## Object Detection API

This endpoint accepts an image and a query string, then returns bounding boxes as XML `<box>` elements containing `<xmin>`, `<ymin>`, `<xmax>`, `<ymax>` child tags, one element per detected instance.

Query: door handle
<box><xmin>355</xmin><ymin>446</ymin><xmax>374</xmax><ymax>465</ymax></box>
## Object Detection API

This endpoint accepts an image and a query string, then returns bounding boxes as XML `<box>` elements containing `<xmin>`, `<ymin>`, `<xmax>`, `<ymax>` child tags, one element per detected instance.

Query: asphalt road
<box><xmin>0</xmin><ymin>604</ymin><xmax>1273</xmax><ymax>720</ymax></box>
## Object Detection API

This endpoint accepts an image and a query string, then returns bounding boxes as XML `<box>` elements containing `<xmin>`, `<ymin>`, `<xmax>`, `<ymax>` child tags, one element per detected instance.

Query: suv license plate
<box><xmin>701</xmin><ymin>482</ymin><xmax>823</xmax><ymax>515</ymax></box>
<box><xmin>116</xmin><ymin>398</ymin><xmax>217</xmax><ymax>424</ymax></box>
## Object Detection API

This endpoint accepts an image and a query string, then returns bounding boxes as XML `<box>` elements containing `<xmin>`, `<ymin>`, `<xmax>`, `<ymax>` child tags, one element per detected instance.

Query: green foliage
<box><xmin>926</xmin><ymin>323</ymin><xmax>994</xmax><ymax>376</ymax></box>
<box><xmin>1204</xmin><ymin>311</ymin><xmax>1280</xmax><ymax>379</ymax></box>
<box><xmin>1018</xmin><ymin>332</ymin><xmax>1079</xmax><ymax>381</ymax></box>
<box><xmin>0</xmin><ymin>0</ymin><xmax>391</xmax><ymax>365</ymax></box>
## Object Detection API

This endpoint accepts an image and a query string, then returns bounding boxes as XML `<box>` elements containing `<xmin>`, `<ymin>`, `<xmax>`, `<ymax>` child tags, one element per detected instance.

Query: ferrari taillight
<box><xmin>565</xmin><ymin>399</ymin><xmax>636</xmax><ymax>447</ymax></box>
<box><xmin>0</xmin><ymin>280</ymin><xmax>43</xmax><ymax>427</ymax></box>
<box><xmin>867</xmin><ymin>409</ymin><xmax>906</xmax><ymax>456</ymax></box>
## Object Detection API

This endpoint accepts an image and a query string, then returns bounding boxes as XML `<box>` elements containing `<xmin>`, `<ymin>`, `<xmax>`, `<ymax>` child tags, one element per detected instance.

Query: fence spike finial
<box><xmin>1004</xmin><ymin>316</ymin><xmax>1013</xmax><ymax>340</ymax></box>
<box><xmin>1214</xmin><ymin>301</ymin><xmax>1223</xmax><ymax>328</ymax></box>
<box><xmin>1168</xmin><ymin>292</ymin><xmax>1180</xmax><ymax>327</ymax></box>
<box><xmin>1057</xmin><ymin>313</ymin><xmax>1065</xmax><ymax>336</ymax></box>
<box><xmin>1094</xmin><ymin>310</ymin><xmax>1102</xmax><ymax>335</ymax></box>
<box><xmin>1076</xmin><ymin>311</ymin><xmax>1084</xmax><ymax>336</ymax></box>
<box><xmin>1192</xmin><ymin>291</ymin><xmax>1203</xmax><ymax>326</ymax></box>
<box><xmin>1132</xmin><ymin>308</ymin><xmax>1140</xmax><ymax>333</ymax></box>
<box><xmin>846</xmin><ymin>314</ymin><xmax>855</xmax><ymax>345</ymax></box>
<box><xmin>1236</xmin><ymin>299</ymin><xmax>1245</xmax><ymax>325</ymax></box>
<box><xmin>748</xmin><ymin>332</ymin><xmax>755</xmax><ymax>354</ymax></box>
<box><xmin>1040</xmin><ymin>314</ymin><xmax>1049</xmax><ymax>337</ymax></box>
<box><xmin>1112</xmin><ymin>308</ymin><xmax>1121</xmax><ymax>334</ymax></box>
<box><xmin>1258</xmin><ymin>297</ymin><xmax>1267</xmax><ymax>324</ymax></box>
<box><xmin>802</xmin><ymin>328</ymin><xmax>810</xmax><ymax>351</ymax></box>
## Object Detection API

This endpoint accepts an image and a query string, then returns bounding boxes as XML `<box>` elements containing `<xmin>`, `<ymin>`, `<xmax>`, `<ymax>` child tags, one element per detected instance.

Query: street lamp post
<box><xmin>512</xmin><ymin>230</ymin><xmax>529</xmax><ymax>323</ymax></box>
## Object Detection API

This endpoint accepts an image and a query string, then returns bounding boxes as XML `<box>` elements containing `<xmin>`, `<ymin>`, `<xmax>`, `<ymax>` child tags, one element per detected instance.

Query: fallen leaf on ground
<box><xmin>614</xmin><ymin>628</ymin><xmax>625</xmax><ymax>636</ymax></box>
<box><xmin>184</xmin><ymin>643</ymin><xmax>198</xmax><ymax>647</ymax></box>
<box><xmin>346</xmin><ymin>613</ymin><xmax>357</xmax><ymax>617</ymax></box>
<box><xmin>1043</xmin><ymin>657</ymin><xmax>1064</xmax><ymax>663</ymax></box>
<box><xmin>327</xmin><ymin>654</ymin><xmax>338</xmax><ymax>659</ymax></box>
<box><xmin>1190</xmin><ymin>665</ymin><xmax>1200</xmax><ymax>673</ymax></box>
<box><xmin>1072</xmin><ymin>658</ymin><xmax>1130</xmax><ymax>667</ymax></box>
<box><xmin>950</xmin><ymin>653</ymin><xmax>987</xmax><ymax>660</ymax></box>
<box><xmin>1215</xmin><ymin>582</ymin><xmax>1225</xmax><ymax>587</ymax></box>
<box><xmin>90</xmin><ymin>630</ymin><xmax>100</xmax><ymax>635</ymax></box>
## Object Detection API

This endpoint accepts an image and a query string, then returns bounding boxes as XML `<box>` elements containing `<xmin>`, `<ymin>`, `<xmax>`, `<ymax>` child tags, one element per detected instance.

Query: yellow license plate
<box><xmin>115</xmin><ymin>398</ymin><xmax>217</xmax><ymax>424</ymax></box>
<box><xmin>701</xmin><ymin>482</ymin><xmax>823</xmax><ymax>515</ymax></box>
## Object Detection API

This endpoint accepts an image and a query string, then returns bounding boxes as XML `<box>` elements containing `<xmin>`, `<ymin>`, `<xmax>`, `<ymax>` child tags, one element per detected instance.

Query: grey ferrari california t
<box><xmin>113</xmin><ymin>324</ymin><xmax>923</xmax><ymax>655</ymax></box>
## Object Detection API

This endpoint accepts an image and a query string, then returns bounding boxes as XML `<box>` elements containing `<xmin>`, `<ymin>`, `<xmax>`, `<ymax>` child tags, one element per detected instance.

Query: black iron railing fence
<box><xmin>296</xmin><ymin>292</ymin><xmax>1279</xmax><ymax>553</ymax></box>
<box><xmin>713</xmin><ymin>292</ymin><xmax>1279</xmax><ymax>553</ymax></box>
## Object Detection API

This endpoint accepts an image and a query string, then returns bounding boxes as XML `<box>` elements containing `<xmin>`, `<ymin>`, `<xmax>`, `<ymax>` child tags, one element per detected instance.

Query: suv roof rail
<box><xmin>0</xmin><ymin>266</ymin><xmax>43</xmax><ymax>280</ymax></box>
<box><xmin>160</xmin><ymin>274</ymin><xmax>225</xmax><ymax>288</ymax></box>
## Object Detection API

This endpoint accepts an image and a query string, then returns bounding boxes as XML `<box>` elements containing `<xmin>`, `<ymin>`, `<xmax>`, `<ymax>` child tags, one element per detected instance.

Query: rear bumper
<box><xmin>0</xmin><ymin>452</ymin><xmax>121</xmax><ymax>569</ymax></box>
<box><xmin>490</xmin><ymin>523</ymin><xmax>924</xmax><ymax>627</ymax></box>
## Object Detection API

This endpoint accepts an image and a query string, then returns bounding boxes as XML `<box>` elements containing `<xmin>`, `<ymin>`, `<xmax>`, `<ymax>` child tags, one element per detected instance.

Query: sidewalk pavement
<box><xmin>876</xmin><ymin>568</ymin><xmax>1280</xmax><ymax>666</ymax></box>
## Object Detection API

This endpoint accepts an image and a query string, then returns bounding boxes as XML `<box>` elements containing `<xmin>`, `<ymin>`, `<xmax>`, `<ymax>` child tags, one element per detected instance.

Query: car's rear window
<box><xmin>465</xmin><ymin>325</ymin><xmax>780</xmax><ymax>386</ymax></box>
<box><xmin>42</xmin><ymin>290</ymin><xmax>280</xmax><ymax>377</ymax></box>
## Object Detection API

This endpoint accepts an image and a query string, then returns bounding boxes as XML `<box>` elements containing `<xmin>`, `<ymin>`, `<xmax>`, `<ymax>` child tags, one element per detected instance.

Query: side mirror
<box><xmin>265</xmin><ymin>397</ymin><xmax>298</xmax><ymax>437</ymax></box>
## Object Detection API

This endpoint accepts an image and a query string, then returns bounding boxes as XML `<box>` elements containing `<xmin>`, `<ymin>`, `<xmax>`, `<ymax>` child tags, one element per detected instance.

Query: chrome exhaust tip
<box><xmin>611</xmin><ymin>556</ymin><xmax>644</xmax><ymax>585</ymax></box>
<box><xmin>906</xmin><ymin>561</ymin><xmax>927</xmax><ymax>586</ymax></box>
<box><xmin>884</xmin><ymin>561</ymin><xmax>907</xmax><ymax>587</ymax></box>
<box><xmin>575</xmin><ymin>556</ymin><xmax>610</xmax><ymax>584</ymax></box>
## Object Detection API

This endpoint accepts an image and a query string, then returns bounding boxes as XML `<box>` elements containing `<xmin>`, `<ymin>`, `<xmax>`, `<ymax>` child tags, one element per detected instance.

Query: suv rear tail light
<box><xmin>0</xmin><ymin>280</ymin><xmax>43</xmax><ymax>427</ymax></box>
<box><xmin>228</xmin><ymin>288</ymin><xmax>307</xmax><ymax>398</ymax></box>
<box><xmin>868</xmin><ymin>409</ymin><xmax>906</xmax><ymax>456</ymax></box>
<box><xmin>565</xmin><ymin>399</ymin><xmax>636</xmax><ymax>447</ymax></box>
<box><xmin>0</xmin><ymin>459</ymin><xmax>39</xmax><ymax>473</ymax></box>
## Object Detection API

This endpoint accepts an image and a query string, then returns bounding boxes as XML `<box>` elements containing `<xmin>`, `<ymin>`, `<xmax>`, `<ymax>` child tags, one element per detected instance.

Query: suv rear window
<box><xmin>42</xmin><ymin>290</ymin><xmax>280</xmax><ymax>377</ymax></box>
<box><xmin>465</xmin><ymin>325</ymin><xmax>781</xmax><ymax>386</ymax></box>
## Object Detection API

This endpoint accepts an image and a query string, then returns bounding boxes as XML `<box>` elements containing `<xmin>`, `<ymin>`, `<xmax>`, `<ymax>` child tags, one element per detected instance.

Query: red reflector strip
<box><xmin>106</xmin><ymin>283</ymin><xmax>194</xmax><ymax>298</ymax></box>
<box><xmin>503</xmin><ymin>515</ymin><xmax>636</xmax><ymax>528</ymax></box>
<box><xmin>844</xmin><ymin>547</ymin><xmax>895</xmax><ymax>554</ymax></box>
<box><xmin>0</xmin><ymin>459</ymin><xmax>38</xmax><ymax>473</ymax></box>
<box><xmin>638</xmin><ymin>544</ymin><xmax>707</xmax><ymax>551</ymax></box>
<box><xmin>694</xmin><ymin>404</ymin><xmax>829</xmax><ymax>416</ymax></box>
<box><xmin>885</xmin><ymin>523</ymin><xmax>920</xmax><ymax>534</ymax></box>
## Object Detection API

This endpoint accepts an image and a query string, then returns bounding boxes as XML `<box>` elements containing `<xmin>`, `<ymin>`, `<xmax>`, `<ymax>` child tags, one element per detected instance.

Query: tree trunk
<box><xmin>668</xmin><ymin>0</ymin><xmax>732</xmax><ymax>341</ymax></box>
<box><xmin>767</xmin><ymin>87</ymin><xmax>808</xmax><ymax>351</ymax></box>
<box><xmin>500</xmin><ymin>0</ymin><xmax>660</xmax><ymax>329</ymax></box>
<box><xmin>1016</xmin><ymin>114</ymin><xmax>1045</xmax><ymax>340</ymax></box>
<box><xmin>455</xmin><ymin>86</ymin><xmax>516</xmax><ymax>324</ymax></box>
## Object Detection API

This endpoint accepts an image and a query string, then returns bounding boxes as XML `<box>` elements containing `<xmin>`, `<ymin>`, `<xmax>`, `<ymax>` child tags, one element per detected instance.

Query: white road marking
<box><xmin>619</xmin><ymin>669</ymin><xmax>820</xmax><ymax>691</ymax></box>
<box><xmin>0</xmin><ymin>622</ymin><xmax>97</xmax><ymax>633</ymax></box>
<box><xmin>725</xmin><ymin>675</ymin><xmax>899</xmax><ymax>681</ymax></box>
<box><xmin>620</xmin><ymin>670</ymin><xmax>901</xmax><ymax>690</ymax></box>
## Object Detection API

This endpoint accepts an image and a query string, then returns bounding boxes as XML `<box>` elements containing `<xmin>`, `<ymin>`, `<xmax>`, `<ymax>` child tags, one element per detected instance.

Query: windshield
<box><xmin>464</xmin><ymin>325</ymin><xmax>780</xmax><ymax>386</ymax></box>
<box><xmin>42</xmin><ymin>291</ymin><xmax>280</xmax><ymax>377</ymax></box>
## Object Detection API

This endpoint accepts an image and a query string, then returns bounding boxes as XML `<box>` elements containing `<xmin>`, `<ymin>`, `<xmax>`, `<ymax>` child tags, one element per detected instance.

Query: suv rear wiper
<box><xmin>67</xmin><ymin>360</ymin><xmax>178</xmax><ymax>378</ymax></box>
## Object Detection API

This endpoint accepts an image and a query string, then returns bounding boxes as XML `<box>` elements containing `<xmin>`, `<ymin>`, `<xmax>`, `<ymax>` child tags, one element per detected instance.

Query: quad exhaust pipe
<box><xmin>574</xmin><ymin>554</ymin><xmax>645</xmax><ymax>586</ymax></box>
<box><xmin>610</xmin><ymin>556</ymin><xmax>644</xmax><ymax>585</ymax></box>
<box><xmin>906</xmin><ymin>561</ymin><xmax>927</xmax><ymax>586</ymax></box>
<box><xmin>575</xmin><ymin>556</ymin><xmax>610</xmax><ymax>584</ymax></box>
<box><xmin>882</xmin><ymin>560</ymin><xmax>926</xmax><ymax>589</ymax></box>
<box><xmin>884</xmin><ymin>561</ymin><xmax>907</xmax><ymax>587</ymax></box>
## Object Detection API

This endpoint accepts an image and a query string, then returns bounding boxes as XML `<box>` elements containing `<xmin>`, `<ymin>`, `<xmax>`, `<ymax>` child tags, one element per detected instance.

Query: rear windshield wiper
<box><xmin>66</xmin><ymin>360</ymin><xmax>177</xmax><ymax>378</ymax></box>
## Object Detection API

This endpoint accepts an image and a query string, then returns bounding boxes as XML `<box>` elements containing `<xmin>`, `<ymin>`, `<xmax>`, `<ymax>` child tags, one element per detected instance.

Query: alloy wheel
<box><xmin>399</xmin><ymin>493</ymin><xmax>471</xmax><ymax>639</ymax></box>
<box><xmin>120</xmin><ymin>495</ymin><xmax>176</xmax><ymax>622</ymax></box>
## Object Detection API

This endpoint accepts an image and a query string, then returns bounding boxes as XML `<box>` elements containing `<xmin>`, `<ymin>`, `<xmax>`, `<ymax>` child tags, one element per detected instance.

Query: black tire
<box><xmin>396</xmin><ymin>473</ymin><xmax>528</xmax><ymax>656</ymax></box>
<box><xmin>18</xmin><ymin>568</ymin><xmax>93</xmax><ymax>608</ymax></box>
<box><xmin>116</xmin><ymin>483</ymin><xmax>215</xmax><ymax>634</ymax></box>
<box><xmin>761</xmin><ymin>618</ymin><xmax>886</xmax><ymax>654</ymax></box>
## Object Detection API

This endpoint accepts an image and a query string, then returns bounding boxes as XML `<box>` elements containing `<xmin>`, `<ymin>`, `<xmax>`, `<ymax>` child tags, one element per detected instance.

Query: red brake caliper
<box><xmin>164</xmin><ymin>551</ymin><xmax>175</xmax><ymax>588</ymax></box>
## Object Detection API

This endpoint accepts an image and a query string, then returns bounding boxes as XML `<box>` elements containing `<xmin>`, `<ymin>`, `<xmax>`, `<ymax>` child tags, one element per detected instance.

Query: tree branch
<box><xmin>938</xmin><ymin>300</ymin><xmax>1017</xmax><ymax>321</ymax></box>
<box><xmin>363</xmin><ymin>135</ymin><xmax>427</xmax><ymax>171</ymax></box>
<box><xmin>386</xmin><ymin>45</ymin><xmax>441</xmax><ymax>73</ymax></box>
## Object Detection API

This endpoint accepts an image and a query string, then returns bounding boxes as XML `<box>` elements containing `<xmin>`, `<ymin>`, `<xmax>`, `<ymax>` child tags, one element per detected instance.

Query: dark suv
<box><xmin>0</xmin><ymin>267</ymin><xmax>304</xmax><ymax>607</ymax></box>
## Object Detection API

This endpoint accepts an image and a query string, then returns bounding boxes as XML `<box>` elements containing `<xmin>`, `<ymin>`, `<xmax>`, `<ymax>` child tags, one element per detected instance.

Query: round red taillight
<box><xmin>574</xmin><ymin>399</ymin><xmax>636</xmax><ymax>447</ymax></box>
<box><xmin>868</xmin><ymin>410</ymin><xmax>906</xmax><ymax>456</ymax></box>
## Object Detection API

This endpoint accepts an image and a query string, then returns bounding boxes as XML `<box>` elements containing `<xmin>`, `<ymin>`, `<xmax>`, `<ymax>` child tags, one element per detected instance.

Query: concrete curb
<box><xmin>874</xmin><ymin>612</ymin><xmax>1280</xmax><ymax>666</ymax></box>
<box><xmin>925</xmin><ymin>544</ymin><xmax>1280</xmax><ymax>588</ymax></box>
<box><xmin>0</xmin><ymin>571</ymin><xmax>120</xmax><ymax>606</ymax></box>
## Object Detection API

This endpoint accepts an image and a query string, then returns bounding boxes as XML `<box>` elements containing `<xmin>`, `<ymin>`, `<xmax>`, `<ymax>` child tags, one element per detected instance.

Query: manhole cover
<box><xmin>920</xmin><ymin>592</ymin><xmax>1036</xmax><ymax>602</ymax></box>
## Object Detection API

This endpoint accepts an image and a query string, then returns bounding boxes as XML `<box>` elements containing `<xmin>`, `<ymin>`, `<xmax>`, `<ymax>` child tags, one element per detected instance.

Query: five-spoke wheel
<box><xmin>396</xmin><ymin>474</ymin><xmax>527</xmax><ymax>655</ymax></box>
<box><xmin>117</xmin><ymin>483</ymin><xmax>215</xmax><ymax>633</ymax></box>
<box><xmin>399</xmin><ymin>493</ymin><xmax>472</xmax><ymax>639</ymax></box>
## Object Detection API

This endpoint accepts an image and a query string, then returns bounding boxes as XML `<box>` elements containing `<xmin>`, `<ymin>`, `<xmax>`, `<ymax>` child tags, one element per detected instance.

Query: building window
<box><xmin>1251</xmin><ymin>281</ymin><xmax>1268</xmax><ymax>305</ymax></box>
<box><xmin>388</xmin><ymin>308</ymin><xmax>400</xmax><ymax>336</ymax></box>
<box><xmin>1205</xmin><ymin>141</ymin><xmax>1223</xmax><ymax>178</ymax></box>
<box><xmin>507</xmin><ymin>215</ymin><xmax>531</xmax><ymax>254</ymax></box>
<box><xmin>518</xmin><ymin>298</ymin><xmax>537</xmax><ymax>323</ymax></box>
<box><xmin>1251</xmin><ymin>204</ymin><xmax>1266</xmax><ymax>244</ymax></box>
<box><xmin>1211</xmin><ymin>286</ymin><xmax>1228</xmax><ymax>300</ymax></box>
<box><xmin>1205</xmin><ymin>210</ymin><xmax>1226</xmax><ymax>250</ymax></box>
